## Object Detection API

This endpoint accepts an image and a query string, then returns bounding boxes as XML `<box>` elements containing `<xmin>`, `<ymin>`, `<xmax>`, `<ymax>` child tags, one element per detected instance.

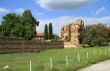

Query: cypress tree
<box><xmin>49</xmin><ymin>23</ymin><xmax>53</xmax><ymax>39</ymax></box>
<box><xmin>44</xmin><ymin>24</ymin><xmax>48</xmax><ymax>40</ymax></box>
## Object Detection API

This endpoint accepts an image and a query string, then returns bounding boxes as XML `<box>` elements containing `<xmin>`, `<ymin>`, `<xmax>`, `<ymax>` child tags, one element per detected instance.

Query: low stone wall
<box><xmin>0</xmin><ymin>37</ymin><xmax>64</xmax><ymax>53</ymax></box>
<box><xmin>0</xmin><ymin>45</ymin><xmax>63</xmax><ymax>53</ymax></box>
<box><xmin>64</xmin><ymin>42</ymin><xmax>78</xmax><ymax>48</ymax></box>
<box><xmin>0</xmin><ymin>37</ymin><xmax>80</xmax><ymax>53</ymax></box>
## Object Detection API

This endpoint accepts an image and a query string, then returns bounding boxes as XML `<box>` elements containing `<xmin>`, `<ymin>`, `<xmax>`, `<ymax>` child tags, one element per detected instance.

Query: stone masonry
<box><xmin>61</xmin><ymin>19</ymin><xmax>84</xmax><ymax>48</ymax></box>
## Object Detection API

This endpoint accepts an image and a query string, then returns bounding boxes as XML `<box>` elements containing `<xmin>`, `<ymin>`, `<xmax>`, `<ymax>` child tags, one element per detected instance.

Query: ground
<box><xmin>0</xmin><ymin>46</ymin><xmax>110</xmax><ymax>71</ymax></box>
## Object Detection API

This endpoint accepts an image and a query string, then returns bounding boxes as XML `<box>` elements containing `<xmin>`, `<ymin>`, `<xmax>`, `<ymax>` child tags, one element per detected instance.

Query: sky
<box><xmin>0</xmin><ymin>0</ymin><xmax>110</xmax><ymax>35</ymax></box>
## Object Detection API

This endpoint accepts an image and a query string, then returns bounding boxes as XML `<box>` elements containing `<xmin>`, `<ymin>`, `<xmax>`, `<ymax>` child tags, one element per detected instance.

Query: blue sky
<box><xmin>0</xmin><ymin>0</ymin><xmax>110</xmax><ymax>35</ymax></box>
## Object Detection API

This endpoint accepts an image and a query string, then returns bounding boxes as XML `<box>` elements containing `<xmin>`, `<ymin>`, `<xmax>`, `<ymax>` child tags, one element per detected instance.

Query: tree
<box><xmin>53</xmin><ymin>34</ymin><xmax>60</xmax><ymax>40</ymax></box>
<box><xmin>0</xmin><ymin>10</ymin><xmax>39</xmax><ymax>40</ymax></box>
<box><xmin>1</xmin><ymin>13</ymin><xmax>20</xmax><ymax>37</ymax></box>
<box><xmin>79</xmin><ymin>26</ymin><xmax>85</xmax><ymax>44</ymax></box>
<box><xmin>49</xmin><ymin>23</ymin><xmax>53</xmax><ymax>39</ymax></box>
<box><xmin>82</xmin><ymin>23</ymin><xmax>109</xmax><ymax>46</ymax></box>
<box><xmin>44</xmin><ymin>24</ymin><xmax>48</xmax><ymax>40</ymax></box>
<box><xmin>22</xmin><ymin>10</ymin><xmax>39</xmax><ymax>39</ymax></box>
<box><xmin>107</xmin><ymin>26</ymin><xmax>110</xmax><ymax>42</ymax></box>
<box><xmin>0</xmin><ymin>25</ymin><xmax>2</xmax><ymax>36</ymax></box>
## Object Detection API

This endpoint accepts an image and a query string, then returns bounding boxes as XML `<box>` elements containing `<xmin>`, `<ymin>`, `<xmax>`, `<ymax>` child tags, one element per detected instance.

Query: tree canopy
<box><xmin>0</xmin><ymin>10</ymin><xmax>39</xmax><ymax>40</ymax></box>
<box><xmin>81</xmin><ymin>23</ymin><xmax>110</xmax><ymax>46</ymax></box>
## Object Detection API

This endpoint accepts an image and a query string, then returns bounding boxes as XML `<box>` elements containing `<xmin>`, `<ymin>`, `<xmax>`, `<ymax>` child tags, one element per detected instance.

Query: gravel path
<box><xmin>77</xmin><ymin>60</ymin><xmax>110</xmax><ymax>71</ymax></box>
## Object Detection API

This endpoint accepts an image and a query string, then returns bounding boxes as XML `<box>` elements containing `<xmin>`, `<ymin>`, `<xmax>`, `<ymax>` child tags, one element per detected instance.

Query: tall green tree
<box><xmin>49</xmin><ymin>23</ymin><xmax>53</xmax><ymax>39</ymax></box>
<box><xmin>44</xmin><ymin>24</ymin><xmax>48</xmax><ymax>40</ymax></box>
<box><xmin>22</xmin><ymin>10</ymin><xmax>39</xmax><ymax>39</ymax></box>
<box><xmin>0</xmin><ymin>25</ymin><xmax>2</xmax><ymax>36</ymax></box>
<box><xmin>0</xmin><ymin>10</ymin><xmax>39</xmax><ymax>40</ymax></box>
<box><xmin>1</xmin><ymin>13</ymin><xmax>20</xmax><ymax>37</ymax></box>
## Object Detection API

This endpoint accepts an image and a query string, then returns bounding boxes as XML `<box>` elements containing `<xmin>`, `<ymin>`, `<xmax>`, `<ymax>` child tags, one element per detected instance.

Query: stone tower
<box><xmin>61</xmin><ymin>19</ymin><xmax>84</xmax><ymax>48</ymax></box>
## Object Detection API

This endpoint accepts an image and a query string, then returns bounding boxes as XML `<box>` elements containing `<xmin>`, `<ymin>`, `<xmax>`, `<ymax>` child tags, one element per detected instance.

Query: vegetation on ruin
<box><xmin>0</xmin><ymin>46</ymin><xmax>110</xmax><ymax>71</ymax></box>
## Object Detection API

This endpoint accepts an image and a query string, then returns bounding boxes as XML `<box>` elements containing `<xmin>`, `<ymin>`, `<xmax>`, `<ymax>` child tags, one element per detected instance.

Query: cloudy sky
<box><xmin>0</xmin><ymin>0</ymin><xmax>110</xmax><ymax>35</ymax></box>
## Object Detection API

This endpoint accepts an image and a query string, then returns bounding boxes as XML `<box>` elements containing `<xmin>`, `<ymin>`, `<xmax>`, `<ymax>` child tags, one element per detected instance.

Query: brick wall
<box><xmin>0</xmin><ymin>37</ymin><xmax>64</xmax><ymax>53</ymax></box>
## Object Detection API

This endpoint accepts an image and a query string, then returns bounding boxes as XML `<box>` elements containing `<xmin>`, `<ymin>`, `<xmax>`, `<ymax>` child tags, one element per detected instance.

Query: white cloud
<box><xmin>37</xmin><ymin>16</ymin><xmax>76</xmax><ymax>34</ymax></box>
<box><xmin>36</xmin><ymin>0</ymin><xmax>100</xmax><ymax>11</ymax></box>
<box><xmin>94</xmin><ymin>6</ymin><xmax>106</xmax><ymax>15</ymax></box>
<box><xmin>37</xmin><ymin>16</ymin><xmax>110</xmax><ymax>35</ymax></box>
<box><xmin>84</xmin><ymin>17</ymin><xmax>110</xmax><ymax>25</ymax></box>
<box><xmin>15</xmin><ymin>8</ymin><xmax>25</xmax><ymax>13</ymax></box>
<box><xmin>0</xmin><ymin>7</ymin><xmax>10</xmax><ymax>13</ymax></box>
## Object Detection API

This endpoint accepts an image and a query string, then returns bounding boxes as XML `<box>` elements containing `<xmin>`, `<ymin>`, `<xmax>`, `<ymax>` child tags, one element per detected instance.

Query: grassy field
<box><xmin>0</xmin><ymin>46</ymin><xmax>110</xmax><ymax>71</ymax></box>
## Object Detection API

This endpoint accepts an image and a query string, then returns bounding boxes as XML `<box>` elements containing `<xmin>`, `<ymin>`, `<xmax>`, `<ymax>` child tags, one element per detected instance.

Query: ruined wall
<box><xmin>61</xmin><ymin>24</ymin><xmax>71</xmax><ymax>41</ymax></box>
<box><xmin>61</xmin><ymin>19</ymin><xmax>84</xmax><ymax>48</ymax></box>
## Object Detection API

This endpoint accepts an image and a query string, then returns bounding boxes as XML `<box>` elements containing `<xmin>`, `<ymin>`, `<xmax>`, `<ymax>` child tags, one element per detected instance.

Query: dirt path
<box><xmin>77</xmin><ymin>60</ymin><xmax>110</xmax><ymax>71</ymax></box>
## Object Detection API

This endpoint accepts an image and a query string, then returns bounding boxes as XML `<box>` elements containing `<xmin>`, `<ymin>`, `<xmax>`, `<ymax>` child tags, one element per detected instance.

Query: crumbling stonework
<box><xmin>61</xmin><ymin>19</ymin><xmax>84</xmax><ymax>48</ymax></box>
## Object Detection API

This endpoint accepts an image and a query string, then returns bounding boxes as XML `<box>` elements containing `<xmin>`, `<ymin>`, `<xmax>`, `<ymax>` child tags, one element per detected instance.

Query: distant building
<box><xmin>34</xmin><ymin>33</ymin><xmax>44</xmax><ymax>40</ymax></box>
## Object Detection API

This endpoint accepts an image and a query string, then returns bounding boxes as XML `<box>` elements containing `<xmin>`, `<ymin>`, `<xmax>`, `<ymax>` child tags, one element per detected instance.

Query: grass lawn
<box><xmin>0</xmin><ymin>46</ymin><xmax>110</xmax><ymax>71</ymax></box>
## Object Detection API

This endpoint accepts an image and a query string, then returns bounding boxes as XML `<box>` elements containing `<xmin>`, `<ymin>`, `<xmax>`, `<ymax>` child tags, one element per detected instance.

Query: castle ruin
<box><xmin>61</xmin><ymin>19</ymin><xmax>84</xmax><ymax>48</ymax></box>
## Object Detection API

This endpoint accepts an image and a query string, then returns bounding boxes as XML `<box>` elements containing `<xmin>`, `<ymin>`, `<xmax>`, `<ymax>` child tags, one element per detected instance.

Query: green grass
<box><xmin>0</xmin><ymin>46</ymin><xmax>110</xmax><ymax>71</ymax></box>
